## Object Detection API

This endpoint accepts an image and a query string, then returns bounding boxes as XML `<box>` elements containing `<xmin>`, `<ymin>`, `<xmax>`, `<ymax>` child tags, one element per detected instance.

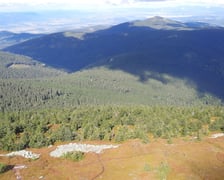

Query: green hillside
<box><xmin>0</xmin><ymin>51</ymin><xmax>66</xmax><ymax>79</ymax></box>
<box><xmin>0</xmin><ymin>67</ymin><xmax>222</xmax><ymax>112</ymax></box>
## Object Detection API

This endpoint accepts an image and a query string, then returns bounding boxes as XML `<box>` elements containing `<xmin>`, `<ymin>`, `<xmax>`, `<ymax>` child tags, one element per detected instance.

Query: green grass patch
<box><xmin>144</xmin><ymin>163</ymin><xmax>152</xmax><ymax>172</ymax></box>
<box><xmin>0</xmin><ymin>163</ymin><xmax>8</xmax><ymax>173</ymax></box>
<box><xmin>157</xmin><ymin>162</ymin><xmax>170</xmax><ymax>180</ymax></box>
<box><xmin>62</xmin><ymin>151</ymin><xmax>85</xmax><ymax>162</ymax></box>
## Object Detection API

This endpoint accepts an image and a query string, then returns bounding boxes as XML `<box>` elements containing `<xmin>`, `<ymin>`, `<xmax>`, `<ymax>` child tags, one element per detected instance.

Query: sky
<box><xmin>1</xmin><ymin>0</ymin><xmax>224</xmax><ymax>11</ymax></box>
<box><xmin>0</xmin><ymin>0</ymin><xmax>224</xmax><ymax>33</ymax></box>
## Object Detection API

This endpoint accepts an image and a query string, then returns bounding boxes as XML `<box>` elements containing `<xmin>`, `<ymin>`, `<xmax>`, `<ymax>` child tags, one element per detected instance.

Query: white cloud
<box><xmin>0</xmin><ymin>0</ymin><xmax>224</xmax><ymax>11</ymax></box>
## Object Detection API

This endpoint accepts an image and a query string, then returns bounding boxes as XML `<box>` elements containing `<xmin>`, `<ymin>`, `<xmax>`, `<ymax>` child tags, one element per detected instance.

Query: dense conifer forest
<box><xmin>0</xmin><ymin>106</ymin><xmax>223</xmax><ymax>151</ymax></box>
<box><xmin>0</xmin><ymin>53</ymin><xmax>223</xmax><ymax>151</ymax></box>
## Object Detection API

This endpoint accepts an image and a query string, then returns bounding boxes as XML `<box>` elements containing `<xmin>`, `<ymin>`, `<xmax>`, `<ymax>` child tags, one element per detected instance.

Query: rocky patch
<box><xmin>50</xmin><ymin>143</ymin><xmax>119</xmax><ymax>157</ymax></box>
<box><xmin>0</xmin><ymin>150</ymin><xmax>40</xmax><ymax>159</ymax></box>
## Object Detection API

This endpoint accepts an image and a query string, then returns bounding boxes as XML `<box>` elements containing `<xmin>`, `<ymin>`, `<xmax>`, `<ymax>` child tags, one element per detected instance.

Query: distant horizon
<box><xmin>1</xmin><ymin>0</ymin><xmax>224</xmax><ymax>12</ymax></box>
<box><xmin>0</xmin><ymin>0</ymin><xmax>224</xmax><ymax>33</ymax></box>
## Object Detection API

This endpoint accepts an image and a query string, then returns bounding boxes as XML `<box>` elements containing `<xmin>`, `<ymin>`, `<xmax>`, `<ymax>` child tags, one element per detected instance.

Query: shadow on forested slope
<box><xmin>91</xmin><ymin>25</ymin><xmax>224</xmax><ymax>101</ymax></box>
<box><xmin>4</xmin><ymin>18</ymin><xmax>224</xmax><ymax>101</ymax></box>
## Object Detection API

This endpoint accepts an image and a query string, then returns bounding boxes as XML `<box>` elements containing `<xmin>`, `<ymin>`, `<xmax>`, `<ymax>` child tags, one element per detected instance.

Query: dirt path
<box><xmin>91</xmin><ymin>154</ymin><xmax>105</xmax><ymax>180</ymax></box>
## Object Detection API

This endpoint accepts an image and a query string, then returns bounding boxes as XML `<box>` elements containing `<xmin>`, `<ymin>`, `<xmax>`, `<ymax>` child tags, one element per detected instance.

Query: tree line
<box><xmin>0</xmin><ymin>106</ymin><xmax>223</xmax><ymax>151</ymax></box>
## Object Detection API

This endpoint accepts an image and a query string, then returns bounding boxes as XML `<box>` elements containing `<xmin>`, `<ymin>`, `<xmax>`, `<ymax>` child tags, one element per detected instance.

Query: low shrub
<box><xmin>0</xmin><ymin>163</ymin><xmax>7</xmax><ymax>173</ymax></box>
<box><xmin>62</xmin><ymin>151</ymin><xmax>85</xmax><ymax>162</ymax></box>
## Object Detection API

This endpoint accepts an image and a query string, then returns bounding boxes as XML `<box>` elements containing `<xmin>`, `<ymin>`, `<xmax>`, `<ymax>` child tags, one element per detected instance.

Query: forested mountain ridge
<box><xmin>0</xmin><ymin>31</ymin><xmax>43</xmax><ymax>49</ymax></box>
<box><xmin>4</xmin><ymin>16</ymin><xmax>224</xmax><ymax>71</ymax></box>
<box><xmin>4</xmin><ymin>16</ymin><xmax>224</xmax><ymax>100</ymax></box>
<box><xmin>0</xmin><ymin>51</ymin><xmax>66</xmax><ymax>79</ymax></box>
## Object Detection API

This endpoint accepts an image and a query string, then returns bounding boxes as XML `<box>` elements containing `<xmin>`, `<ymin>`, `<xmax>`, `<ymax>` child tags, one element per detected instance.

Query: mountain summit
<box><xmin>132</xmin><ymin>16</ymin><xmax>188</xmax><ymax>30</ymax></box>
<box><xmin>132</xmin><ymin>16</ymin><xmax>216</xmax><ymax>30</ymax></box>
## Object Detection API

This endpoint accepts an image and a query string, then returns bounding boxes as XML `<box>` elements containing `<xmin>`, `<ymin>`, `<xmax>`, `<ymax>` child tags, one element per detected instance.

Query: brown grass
<box><xmin>0</xmin><ymin>137</ymin><xmax>224</xmax><ymax>180</ymax></box>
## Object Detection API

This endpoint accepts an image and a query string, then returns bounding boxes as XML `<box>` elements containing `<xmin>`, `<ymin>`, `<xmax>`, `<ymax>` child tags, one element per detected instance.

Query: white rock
<box><xmin>50</xmin><ymin>143</ymin><xmax>119</xmax><ymax>157</ymax></box>
<box><xmin>13</xmin><ymin>165</ymin><xmax>27</xmax><ymax>169</ymax></box>
<box><xmin>210</xmin><ymin>133</ymin><xmax>224</xmax><ymax>139</ymax></box>
<box><xmin>5</xmin><ymin>150</ymin><xmax>40</xmax><ymax>159</ymax></box>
